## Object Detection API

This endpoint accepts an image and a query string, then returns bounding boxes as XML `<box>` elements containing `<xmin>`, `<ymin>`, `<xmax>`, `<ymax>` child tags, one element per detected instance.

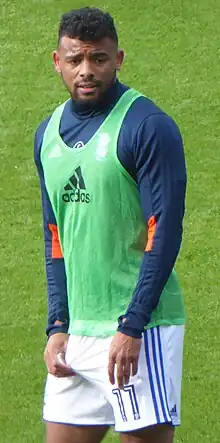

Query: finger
<box><xmin>108</xmin><ymin>357</ymin><xmax>116</xmax><ymax>385</ymax></box>
<box><xmin>55</xmin><ymin>362</ymin><xmax>76</xmax><ymax>376</ymax></box>
<box><xmin>45</xmin><ymin>352</ymin><xmax>75</xmax><ymax>377</ymax></box>
<box><xmin>54</xmin><ymin>352</ymin><xmax>75</xmax><ymax>376</ymax></box>
<box><xmin>49</xmin><ymin>362</ymin><xmax>76</xmax><ymax>377</ymax></box>
<box><xmin>116</xmin><ymin>360</ymin><xmax>124</xmax><ymax>390</ymax></box>
<box><xmin>54</xmin><ymin>367</ymin><xmax>76</xmax><ymax>377</ymax></box>
<box><xmin>56</xmin><ymin>352</ymin><xmax>66</xmax><ymax>366</ymax></box>
<box><xmin>131</xmin><ymin>358</ymin><xmax>138</xmax><ymax>377</ymax></box>
<box><xmin>123</xmin><ymin>361</ymin><xmax>131</xmax><ymax>386</ymax></box>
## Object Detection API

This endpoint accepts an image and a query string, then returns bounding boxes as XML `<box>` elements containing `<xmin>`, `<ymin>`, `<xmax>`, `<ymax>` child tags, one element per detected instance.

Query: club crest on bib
<box><xmin>96</xmin><ymin>133</ymin><xmax>111</xmax><ymax>161</ymax></box>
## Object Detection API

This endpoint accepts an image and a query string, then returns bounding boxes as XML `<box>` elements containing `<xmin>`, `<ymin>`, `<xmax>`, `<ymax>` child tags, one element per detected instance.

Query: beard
<box><xmin>60</xmin><ymin>72</ymin><xmax>117</xmax><ymax>108</ymax></box>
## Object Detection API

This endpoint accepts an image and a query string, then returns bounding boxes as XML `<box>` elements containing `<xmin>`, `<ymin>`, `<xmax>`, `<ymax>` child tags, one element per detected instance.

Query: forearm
<box><xmin>118</xmin><ymin>204</ymin><xmax>184</xmax><ymax>337</ymax></box>
<box><xmin>45</xmin><ymin>256</ymin><xmax>69</xmax><ymax>337</ymax></box>
<box><xmin>44</xmin><ymin>225</ymin><xmax>69</xmax><ymax>337</ymax></box>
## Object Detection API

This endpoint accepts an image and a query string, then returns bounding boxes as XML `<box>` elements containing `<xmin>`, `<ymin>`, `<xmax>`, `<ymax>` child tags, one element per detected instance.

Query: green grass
<box><xmin>1</xmin><ymin>0</ymin><xmax>220</xmax><ymax>442</ymax></box>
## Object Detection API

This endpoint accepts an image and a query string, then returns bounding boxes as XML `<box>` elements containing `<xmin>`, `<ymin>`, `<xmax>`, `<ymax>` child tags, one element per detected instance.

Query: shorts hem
<box><xmin>43</xmin><ymin>418</ymin><xmax>114</xmax><ymax>427</ymax></box>
<box><xmin>115</xmin><ymin>418</ymin><xmax>180</xmax><ymax>433</ymax></box>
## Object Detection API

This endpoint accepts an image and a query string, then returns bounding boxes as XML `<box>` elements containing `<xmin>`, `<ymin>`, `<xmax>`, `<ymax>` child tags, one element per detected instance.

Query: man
<box><xmin>34</xmin><ymin>7</ymin><xmax>186</xmax><ymax>443</ymax></box>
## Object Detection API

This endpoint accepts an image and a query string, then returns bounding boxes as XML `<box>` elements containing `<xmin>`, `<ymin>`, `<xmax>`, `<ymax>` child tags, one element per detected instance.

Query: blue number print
<box><xmin>112</xmin><ymin>384</ymin><xmax>140</xmax><ymax>421</ymax></box>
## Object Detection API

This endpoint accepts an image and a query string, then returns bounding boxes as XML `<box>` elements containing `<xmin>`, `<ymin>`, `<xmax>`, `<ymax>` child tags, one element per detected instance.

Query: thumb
<box><xmin>56</xmin><ymin>352</ymin><xmax>76</xmax><ymax>375</ymax></box>
<box><xmin>56</xmin><ymin>352</ymin><xmax>67</xmax><ymax>366</ymax></box>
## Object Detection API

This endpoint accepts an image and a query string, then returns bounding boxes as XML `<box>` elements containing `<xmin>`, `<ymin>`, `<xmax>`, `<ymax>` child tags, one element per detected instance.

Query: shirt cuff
<box><xmin>117</xmin><ymin>324</ymin><xmax>142</xmax><ymax>338</ymax></box>
<box><xmin>117</xmin><ymin>311</ymin><xmax>150</xmax><ymax>338</ymax></box>
<box><xmin>46</xmin><ymin>324</ymin><xmax>69</xmax><ymax>338</ymax></box>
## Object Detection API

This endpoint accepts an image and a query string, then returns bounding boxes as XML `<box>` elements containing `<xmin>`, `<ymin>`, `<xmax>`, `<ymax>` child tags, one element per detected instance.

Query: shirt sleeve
<box><xmin>34</xmin><ymin>123</ymin><xmax>69</xmax><ymax>337</ymax></box>
<box><xmin>117</xmin><ymin>113</ymin><xmax>187</xmax><ymax>338</ymax></box>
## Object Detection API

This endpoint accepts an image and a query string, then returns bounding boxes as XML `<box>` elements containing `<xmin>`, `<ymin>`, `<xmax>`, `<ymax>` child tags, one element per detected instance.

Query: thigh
<box><xmin>46</xmin><ymin>422</ymin><xmax>109</xmax><ymax>443</ymax></box>
<box><xmin>120</xmin><ymin>423</ymin><xmax>174</xmax><ymax>443</ymax></box>
<box><xmin>108</xmin><ymin>325</ymin><xmax>184</xmax><ymax>433</ymax></box>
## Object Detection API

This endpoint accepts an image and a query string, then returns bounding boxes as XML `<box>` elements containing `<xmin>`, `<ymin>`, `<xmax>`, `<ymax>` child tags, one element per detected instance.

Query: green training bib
<box><xmin>41</xmin><ymin>89</ymin><xmax>185</xmax><ymax>337</ymax></box>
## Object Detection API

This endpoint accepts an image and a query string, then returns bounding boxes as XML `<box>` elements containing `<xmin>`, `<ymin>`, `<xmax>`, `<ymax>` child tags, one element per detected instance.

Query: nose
<box><xmin>79</xmin><ymin>59</ymin><xmax>94</xmax><ymax>79</ymax></box>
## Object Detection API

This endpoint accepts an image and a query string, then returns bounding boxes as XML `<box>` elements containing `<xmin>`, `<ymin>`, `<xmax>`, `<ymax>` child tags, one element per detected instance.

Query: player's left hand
<box><xmin>108</xmin><ymin>331</ymin><xmax>142</xmax><ymax>389</ymax></box>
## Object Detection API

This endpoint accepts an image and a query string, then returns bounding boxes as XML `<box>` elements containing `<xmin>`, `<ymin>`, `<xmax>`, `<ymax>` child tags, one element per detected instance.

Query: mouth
<box><xmin>77</xmin><ymin>83</ymin><xmax>99</xmax><ymax>95</ymax></box>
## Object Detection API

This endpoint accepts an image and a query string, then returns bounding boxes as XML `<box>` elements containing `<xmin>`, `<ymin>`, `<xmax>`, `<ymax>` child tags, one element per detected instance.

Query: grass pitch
<box><xmin>1</xmin><ymin>1</ymin><xmax>220</xmax><ymax>441</ymax></box>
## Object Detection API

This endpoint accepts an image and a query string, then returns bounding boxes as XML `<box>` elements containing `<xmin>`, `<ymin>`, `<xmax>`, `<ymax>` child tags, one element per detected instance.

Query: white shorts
<box><xmin>43</xmin><ymin>325</ymin><xmax>184</xmax><ymax>432</ymax></box>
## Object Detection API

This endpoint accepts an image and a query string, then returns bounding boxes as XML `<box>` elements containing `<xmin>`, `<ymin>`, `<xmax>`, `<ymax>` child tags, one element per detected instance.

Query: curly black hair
<box><xmin>58</xmin><ymin>7</ymin><xmax>118</xmax><ymax>45</ymax></box>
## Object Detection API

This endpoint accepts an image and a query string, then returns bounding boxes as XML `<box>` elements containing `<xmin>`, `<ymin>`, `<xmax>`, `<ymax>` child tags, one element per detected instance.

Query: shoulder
<box><xmin>34</xmin><ymin>99</ymin><xmax>72</xmax><ymax>167</ymax></box>
<box><xmin>123</xmin><ymin>93</ymin><xmax>182</xmax><ymax>145</ymax></box>
<box><xmin>35</xmin><ymin>115</ymin><xmax>51</xmax><ymax>148</ymax></box>
<box><xmin>129</xmin><ymin>94</ymin><xmax>180</xmax><ymax>130</ymax></box>
<box><xmin>34</xmin><ymin>115</ymin><xmax>51</xmax><ymax>167</ymax></box>
<box><xmin>35</xmin><ymin>115</ymin><xmax>51</xmax><ymax>143</ymax></box>
<box><xmin>129</xmin><ymin>94</ymin><xmax>163</xmax><ymax>118</ymax></box>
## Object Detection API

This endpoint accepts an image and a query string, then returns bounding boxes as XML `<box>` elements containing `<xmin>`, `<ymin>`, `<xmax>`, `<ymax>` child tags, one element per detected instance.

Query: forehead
<box><xmin>59</xmin><ymin>36</ymin><xmax>117</xmax><ymax>55</ymax></box>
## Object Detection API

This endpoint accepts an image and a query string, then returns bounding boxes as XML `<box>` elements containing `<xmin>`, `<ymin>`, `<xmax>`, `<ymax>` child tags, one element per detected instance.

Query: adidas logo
<box><xmin>62</xmin><ymin>166</ymin><xmax>91</xmax><ymax>203</ymax></box>
<box><xmin>170</xmin><ymin>405</ymin><xmax>178</xmax><ymax>417</ymax></box>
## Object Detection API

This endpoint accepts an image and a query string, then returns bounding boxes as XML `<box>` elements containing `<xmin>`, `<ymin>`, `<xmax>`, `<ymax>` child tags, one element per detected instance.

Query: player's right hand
<box><xmin>44</xmin><ymin>333</ymin><xmax>76</xmax><ymax>378</ymax></box>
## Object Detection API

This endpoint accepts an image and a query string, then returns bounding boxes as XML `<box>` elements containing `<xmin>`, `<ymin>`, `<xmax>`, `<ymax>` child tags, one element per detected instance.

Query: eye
<box><xmin>68</xmin><ymin>58</ymin><xmax>80</xmax><ymax>67</ymax></box>
<box><xmin>95</xmin><ymin>57</ymin><xmax>107</xmax><ymax>64</ymax></box>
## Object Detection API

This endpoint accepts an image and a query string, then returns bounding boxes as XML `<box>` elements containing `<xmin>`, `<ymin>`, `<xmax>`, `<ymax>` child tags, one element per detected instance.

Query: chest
<box><xmin>41</xmin><ymin>130</ymin><xmax>126</xmax><ymax>204</ymax></box>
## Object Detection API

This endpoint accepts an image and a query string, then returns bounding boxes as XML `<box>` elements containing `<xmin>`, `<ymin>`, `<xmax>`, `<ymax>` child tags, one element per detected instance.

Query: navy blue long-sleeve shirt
<box><xmin>34</xmin><ymin>79</ymin><xmax>186</xmax><ymax>338</ymax></box>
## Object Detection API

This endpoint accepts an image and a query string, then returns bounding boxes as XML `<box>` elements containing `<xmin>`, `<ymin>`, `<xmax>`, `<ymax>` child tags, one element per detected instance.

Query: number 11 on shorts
<box><xmin>112</xmin><ymin>384</ymin><xmax>140</xmax><ymax>422</ymax></box>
